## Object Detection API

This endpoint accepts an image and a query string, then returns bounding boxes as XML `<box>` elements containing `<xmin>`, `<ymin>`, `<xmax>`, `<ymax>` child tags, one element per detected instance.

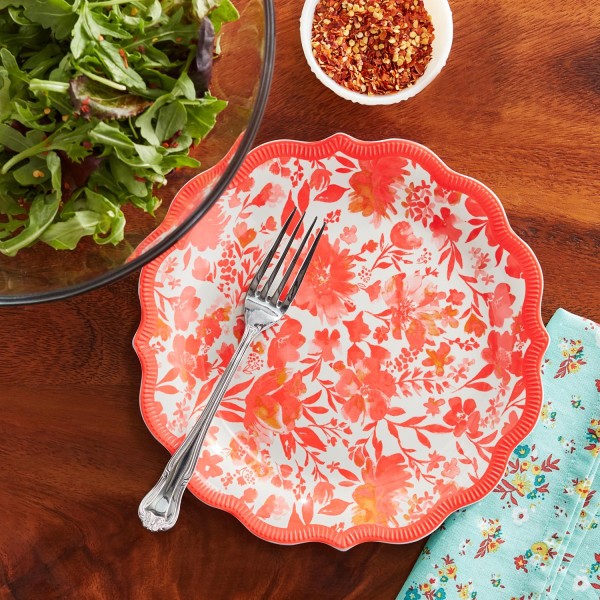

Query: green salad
<box><xmin>0</xmin><ymin>0</ymin><xmax>238</xmax><ymax>255</ymax></box>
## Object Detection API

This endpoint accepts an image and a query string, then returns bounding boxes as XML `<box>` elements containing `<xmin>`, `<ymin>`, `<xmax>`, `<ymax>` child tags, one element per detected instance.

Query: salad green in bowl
<box><xmin>0</xmin><ymin>0</ymin><xmax>274</xmax><ymax>303</ymax></box>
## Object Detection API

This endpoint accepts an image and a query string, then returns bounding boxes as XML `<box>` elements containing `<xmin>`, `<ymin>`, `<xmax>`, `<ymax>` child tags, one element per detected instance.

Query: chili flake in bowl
<box><xmin>300</xmin><ymin>0</ymin><xmax>453</xmax><ymax>105</ymax></box>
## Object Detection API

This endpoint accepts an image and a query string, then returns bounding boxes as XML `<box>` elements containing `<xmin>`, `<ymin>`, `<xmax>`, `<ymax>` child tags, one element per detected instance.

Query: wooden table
<box><xmin>1</xmin><ymin>1</ymin><xmax>599</xmax><ymax>598</ymax></box>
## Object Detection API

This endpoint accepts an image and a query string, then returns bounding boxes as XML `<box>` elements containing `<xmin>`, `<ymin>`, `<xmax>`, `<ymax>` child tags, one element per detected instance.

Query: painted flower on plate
<box><xmin>383</xmin><ymin>273</ymin><xmax>444</xmax><ymax>351</ymax></box>
<box><xmin>244</xmin><ymin>370</ymin><xmax>306</xmax><ymax>433</ymax></box>
<box><xmin>336</xmin><ymin>357</ymin><xmax>397</xmax><ymax>422</ymax></box>
<box><xmin>348</xmin><ymin>157</ymin><xmax>409</xmax><ymax>224</ymax></box>
<box><xmin>352</xmin><ymin>454</ymin><xmax>413</xmax><ymax>525</ymax></box>
<box><xmin>482</xmin><ymin>330</ymin><xmax>522</xmax><ymax>384</ymax></box>
<box><xmin>294</xmin><ymin>237</ymin><xmax>358</xmax><ymax>325</ymax></box>
<box><xmin>443</xmin><ymin>397</ymin><xmax>481</xmax><ymax>438</ymax></box>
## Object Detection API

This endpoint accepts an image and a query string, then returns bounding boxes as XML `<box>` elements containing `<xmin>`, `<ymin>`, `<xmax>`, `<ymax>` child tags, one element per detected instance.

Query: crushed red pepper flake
<box><xmin>312</xmin><ymin>0</ymin><xmax>435</xmax><ymax>95</ymax></box>
<box><xmin>119</xmin><ymin>48</ymin><xmax>129</xmax><ymax>69</ymax></box>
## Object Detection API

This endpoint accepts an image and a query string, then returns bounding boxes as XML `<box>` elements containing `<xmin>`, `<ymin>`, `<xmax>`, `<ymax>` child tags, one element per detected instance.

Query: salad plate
<box><xmin>134</xmin><ymin>134</ymin><xmax>548</xmax><ymax>549</ymax></box>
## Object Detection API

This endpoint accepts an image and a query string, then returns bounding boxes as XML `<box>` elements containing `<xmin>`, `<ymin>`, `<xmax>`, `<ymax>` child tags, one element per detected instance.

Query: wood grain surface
<box><xmin>1</xmin><ymin>0</ymin><xmax>599</xmax><ymax>598</ymax></box>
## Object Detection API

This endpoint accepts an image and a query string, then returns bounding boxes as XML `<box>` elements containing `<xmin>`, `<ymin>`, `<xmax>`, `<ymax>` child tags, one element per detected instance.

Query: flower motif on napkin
<box><xmin>514</xmin><ymin>537</ymin><xmax>562</xmax><ymax>574</ymax></box>
<box><xmin>493</xmin><ymin>443</ymin><xmax>559</xmax><ymax>507</ymax></box>
<box><xmin>554</xmin><ymin>338</ymin><xmax>586</xmax><ymax>378</ymax></box>
<box><xmin>584</xmin><ymin>419</ymin><xmax>600</xmax><ymax>457</ymax></box>
<box><xmin>474</xmin><ymin>518</ymin><xmax>504</xmax><ymax>558</ymax></box>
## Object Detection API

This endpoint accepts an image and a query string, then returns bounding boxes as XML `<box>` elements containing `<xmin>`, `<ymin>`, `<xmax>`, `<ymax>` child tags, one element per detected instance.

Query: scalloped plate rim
<box><xmin>133</xmin><ymin>134</ymin><xmax>549</xmax><ymax>549</ymax></box>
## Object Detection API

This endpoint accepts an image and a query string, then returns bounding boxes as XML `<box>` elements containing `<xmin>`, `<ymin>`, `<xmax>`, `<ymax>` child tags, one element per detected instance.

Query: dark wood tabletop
<box><xmin>1</xmin><ymin>1</ymin><xmax>599</xmax><ymax>598</ymax></box>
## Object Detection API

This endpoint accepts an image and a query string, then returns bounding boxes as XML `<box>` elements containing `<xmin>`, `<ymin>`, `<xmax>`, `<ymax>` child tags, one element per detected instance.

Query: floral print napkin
<box><xmin>398</xmin><ymin>308</ymin><xmax>600</xmax><ymax>599</ymax></box>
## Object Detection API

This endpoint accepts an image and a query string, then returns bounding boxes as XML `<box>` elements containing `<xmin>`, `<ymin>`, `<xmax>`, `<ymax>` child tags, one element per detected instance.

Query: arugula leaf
<box><xmin>40</xmin><ymin>209</ymin><xmax>103</xmax><ymax>249</ymax></box>
<box><xmin>183</xmin><ymin>94</ymin><xmax>226</xmax><ymax>140</ymax></box>
<box><xmin>30</xmin><ymin>78</ymin><xmax>70</xmax><ymax>93</ymax></box>
<box><xmin>93</xmin><ymin>43</ymin><xmax>147</xmax><ymax>91</ymax></box>
<box><xmin>91</xmin><ymin>121</ymin><xmax>168</xmax><ymax>174</ymax></box>
<box><xmin>12</xmin><ymin>156</ymin><xmax>50</xmax><ymax>185</ymax></box>
<box><xmin>0</xmin><ymin>122</ymin><xmax>29</xmax><ymax>151</ymax></box>
<box><xmin>108</xmin><ymin>154</ymin><xmax>148</xmax><ymax>197</ymax></box>
<box><xmin>21</xmin><ymin>0</ymin><xmax>78</xmax><ymax>40</ymax></box>
<box><xmin>8</xmin><ymin>6</ymin><xmax>34</xmax><ymax>26</ymax></box>
<box><xmin>192</xmin><ymin>0</ymin><xmax>222</xmax><ymax>20</ymax></box>
<box><xmin>0</xmin><ymin>193</ymin><xmax>60</xmax><ymax>256</ymax></box>
<box><xmin>83</xmin><ymin>188</ymin><xmax>125</xmax><ymax>245</ymax></box>
<box><xmin>1</xmin><ymin>122</ymin><xmax>92</xmax><ymax>173</ymax></box>
<box><xmin>172</xmin><ymin>72</ymin><xmax>196</xmax><ymax>100</ymax></box>
<box><xmin>115</xmin><ymin>143</ymin><xmax>166</xmax><ymax>174</ymax></box>
<box><xmin>0</xmin><ymin>23</ymin><xmax>48</xmax><ymax>53</ymax></box>
<box><xmin>155</xmin><ymin>100</ymin><xmax>187</xmax><ymax>142</ymax></box>
<box><xmin>0</xmin><ymin>220</ymin><xmax>24</xmax><ymax>240</ymax></box>
<box><xmin>0</xmin><ymin>68</ymin><xmax>10</xmax><ymax>120</ymax></box>
<box><xmin>208</xmin><ymin>0</ymin><xmax>238</xmax><ymax>34</ymax></box>
<box><xmin>159</xmin><ymin>153</ymin><xmax>199</xmax><ymax>170</ymax></box>
<box><xmin>70</xmin><ymin>13</ymin><xmax>87</xmax><ymax>59</ymax></box>
<box><xmin>89</xmin><ymin>120</ymin><xmax>135</xmax><ymax>150</ymax></box>
<box><xmin>1</xmin><ymin>48</ymin><xmax>29</xmax><ymax>97</ymax></box>
<box><xmin>41</xmin><ymin>187</ymin><xmax>125</xmax><ymax>249</ymax></box>
<box><xmin>0</xmin><ymin>173</ymin><xmax>25</xmax><ymax>215</ymax></box>
<box><xmin>22</xmin><ymin>44</ymin><xmax>62</xmax><ymax>77</ymax></box>
<box><xmin>47</xmin><ymin>150</ymin><xmax>61</xmax><ymax>197</ymax></box>
<box><xmin>12</xmin><ymin>101</ymin><xmax>58</xmax><ymax>132</ymax></box>
<box><xmin>135</xmin><ymin>94</ymin><xmax>169</xmax><ymax>145</ymax></box>
<box><xmin>122</xmin><ymin>8</ymin><xmax>198</xmax><ymax>51</ymax></box>
<box><xmin>82</xmin><ymin>4</ymin><xmax>131</xmax><ymax>41</ymax></box>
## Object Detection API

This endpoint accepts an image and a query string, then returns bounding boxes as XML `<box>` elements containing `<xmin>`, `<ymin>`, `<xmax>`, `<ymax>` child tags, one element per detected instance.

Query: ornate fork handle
<box><xmin>139</xmin><ymin>210</ymin><xmax>325</xmax><ymax>532</ymax></box>
<box><xmin>139</xmin><ymin>325</ymin><xmax>259</xmax><ymax>532</ymax></box>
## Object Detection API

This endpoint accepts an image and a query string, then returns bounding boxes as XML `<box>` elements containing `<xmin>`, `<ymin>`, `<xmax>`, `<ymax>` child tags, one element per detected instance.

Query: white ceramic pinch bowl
<box><xmin>300</xmin><ymin>0</ymin><xmax>453</xmax><ymax>105</ymax></box>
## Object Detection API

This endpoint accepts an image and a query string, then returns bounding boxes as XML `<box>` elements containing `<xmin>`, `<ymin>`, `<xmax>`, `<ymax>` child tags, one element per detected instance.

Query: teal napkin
<box><xmin>398</xmin><ymin>308</ymin><xmax>600</xmax><ymax>600</ymax></box>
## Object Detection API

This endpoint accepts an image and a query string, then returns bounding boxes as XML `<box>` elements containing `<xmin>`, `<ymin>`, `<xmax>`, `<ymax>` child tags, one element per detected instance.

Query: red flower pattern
<box><xmin>244</xmin><ymin>370</ymin><xmax>306</xmax><ymax>433</ymax></box>
<box><xmin>489</xmin><ymin>282</ymin><xmax>515</xmax><ymax>327</ymax></box>
<box><xmin>383</xmin><ymin>273</ymin><xmax>444</xmax><ymax>351</ymax></box>
<box><xmin>430</xmin><ymin>206</ymin><xmax>462</xmax><ymax>247</ymax></box>
<box><xmin>167</xmin><ymin>334</ymin><xmax>201</xmax><ymax>383</ymax></box>
<box><xmin>137</xmin><ymin>142</ymin><xmax>541</xmax><ymax>545</ymax></box>
<box><xmin>422</xmin><ymin>342</ymin><xmax>455</xmax><ymax>376</ymax></box>
<box><xmin>443</xmin><ymin>397</ymin><xmax>481</xmax><ymax>438</ymax></box>
<box><xmin>173</xmin><ymin>286</ymin><xmax>201</xmax><ymax>331</ymax></box>
<box><xmin>352</xmin><ymin>455</ymin><xmax>413</xmax><ymax>525</ymax></box>
<box><xmin>390</xmin><ymin>220</ymin><xmax>422</xmax><ymax>250</ymax></box>
<box><xmin>313</xmin><ymin>328</ymin><xmax>341</xmax><ymax>361</ymax></box>
<box><xmin>482</xmin><ymin>330</ymin><xmax>523</xmax><ymax>384</ymax></box>
<box><xmin>267</xmin><ymin>318</ymin><xmax>305</xmax><ymax>369</ymax></box>
<box><xmin>196</xmin><ymin>450</ymin><xmax>224</xmax><ymax>479</ymax></box>
<box><xmin>187</xmin><ymin>202</ymin><xmax>230</xmax><ymax>251</ymax></box>
<box><xmin>196</xmin><ymin>306</ymin><xmax>230</xmax><ymax>346</ymax></box>
<box><xmin>294</xmin><ymin>237</ymin><xmax>359</xmax><ymax>325</ymax></box>
<box><xmin>348</xmin><ymin>157</ymin><xmax>409</xmax><ymax>225</ymax></box>
<box><xmin>336</xmin><ymin>358</ymin><xmax>397</xmax><ymax>422</ymax></box>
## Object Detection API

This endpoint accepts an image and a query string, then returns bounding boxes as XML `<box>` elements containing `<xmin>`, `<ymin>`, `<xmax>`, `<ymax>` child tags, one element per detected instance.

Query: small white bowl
<box><xmin>300</xmin><ymin>0</ymin><xmax>453</xmax><ymax>105</ymax></box>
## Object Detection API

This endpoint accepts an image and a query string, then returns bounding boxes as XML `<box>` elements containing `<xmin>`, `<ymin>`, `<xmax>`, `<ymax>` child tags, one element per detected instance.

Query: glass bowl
<box><xmin>0</xmin><ymin>0</ymin><xmax>275</xmax><ymax>305</ymax></box>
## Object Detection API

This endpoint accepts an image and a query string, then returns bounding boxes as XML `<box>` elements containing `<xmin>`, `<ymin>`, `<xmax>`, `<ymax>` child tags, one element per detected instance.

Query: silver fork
<box><xmin>139</xmin><ymin>209</ymin><xmax>325</xmax><ymax>532</ymax></box>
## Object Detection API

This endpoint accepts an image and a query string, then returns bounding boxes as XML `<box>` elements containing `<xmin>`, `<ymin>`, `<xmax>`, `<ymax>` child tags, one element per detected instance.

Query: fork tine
<box><xmin>280</xmin><ymin>223</ymin><xmax>326</xmax><ymax>312</ymax></box>
<box><xmin>258</xmin><ymin>213</ymin><xmax>305</xmax><ymax>300</ymax></box>
<box><xmin>248</xmin><ymin>209</ymin><xmax>297</xmax><ymax>295</ymax></box>
<box><xmin>268</xmin><ymin>217</ymin><xmax>317</xmax><ymax>304</ymax></box>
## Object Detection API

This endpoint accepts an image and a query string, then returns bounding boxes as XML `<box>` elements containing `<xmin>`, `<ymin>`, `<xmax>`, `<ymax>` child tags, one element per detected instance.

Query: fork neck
<box><xmin>238</xmin><ymin>324</ymin><xmax>261</xmax><ymax>349</ymax></box>
<box><xmin>229</xmin><ymin>324</ymin><xmax>261</xmax><ymax>369</ymax></box>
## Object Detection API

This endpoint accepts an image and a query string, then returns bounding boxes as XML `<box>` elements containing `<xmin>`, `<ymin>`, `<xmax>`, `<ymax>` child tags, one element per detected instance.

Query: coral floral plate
<box><xmin>134</xmin><ymin>134</ymin><xmax>549</xmax><ymax>549</ymax></box>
